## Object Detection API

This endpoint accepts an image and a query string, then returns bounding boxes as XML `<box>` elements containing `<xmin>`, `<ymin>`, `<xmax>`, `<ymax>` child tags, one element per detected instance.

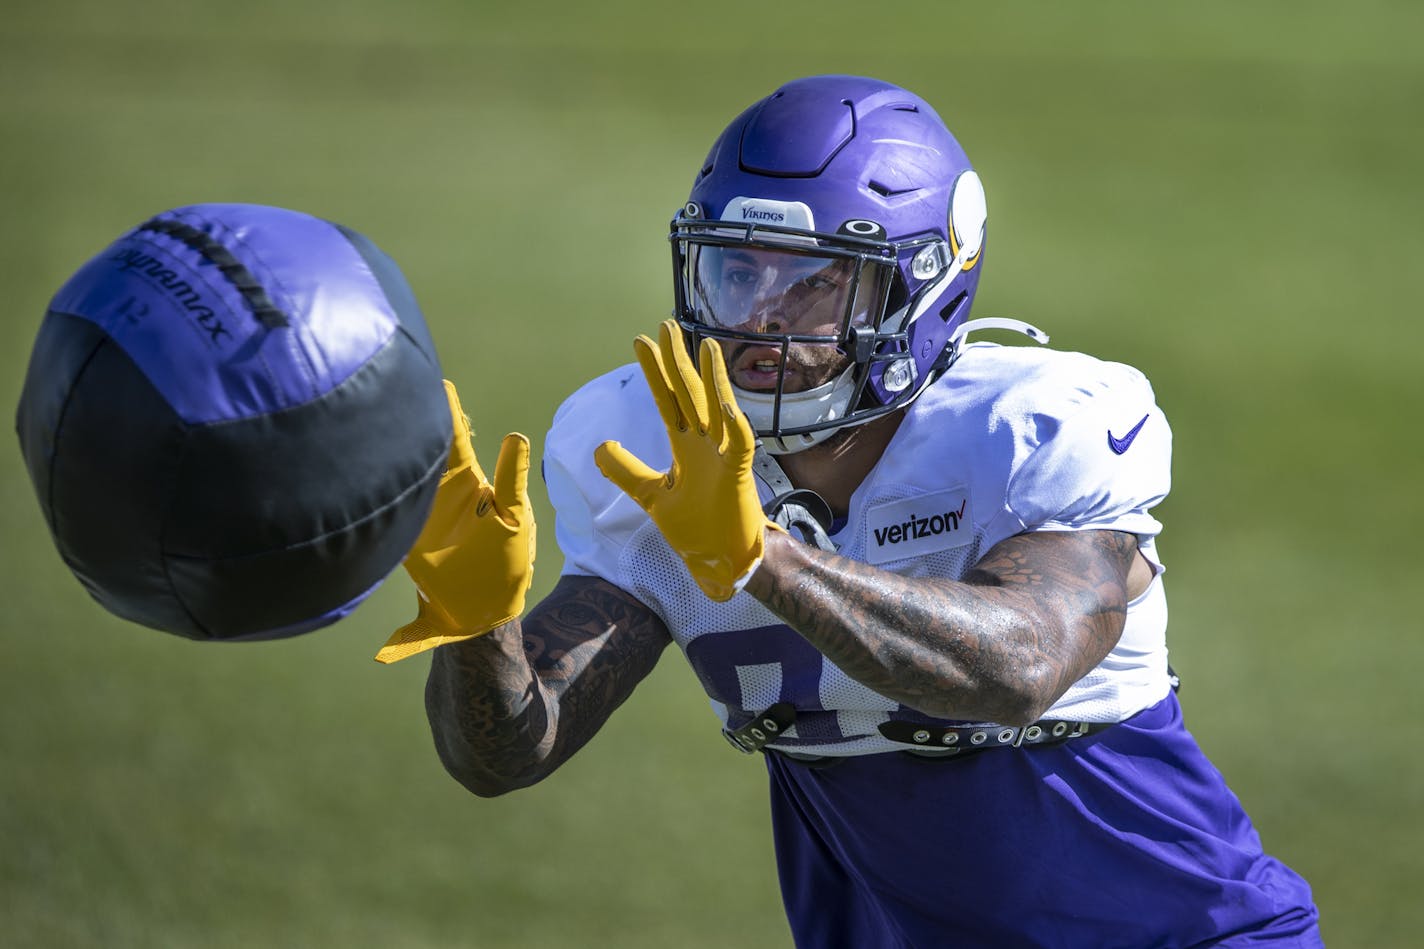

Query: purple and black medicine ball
<box><xmin>15</xmin><ymin>203</ymin><xmax>451</xmax><ymax>641</ymax></box>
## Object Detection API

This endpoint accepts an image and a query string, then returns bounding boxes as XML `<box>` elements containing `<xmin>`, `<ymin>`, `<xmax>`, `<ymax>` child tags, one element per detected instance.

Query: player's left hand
<box><xmin>595</xmin><ymin>319</ymin><xmax>780</xmax><ymax>601</ymax></box>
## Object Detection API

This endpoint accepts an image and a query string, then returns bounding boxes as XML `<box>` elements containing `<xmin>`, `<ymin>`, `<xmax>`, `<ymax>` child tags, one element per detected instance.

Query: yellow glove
<box><xmin>594</xmin><ymin>320</ymin><xmax>780</xmax><ymax>601</ymax></box>
<box><xmin>375</xmin><ymin>381</ymin><xmax>535</xmax><ymax>664</ymax></box>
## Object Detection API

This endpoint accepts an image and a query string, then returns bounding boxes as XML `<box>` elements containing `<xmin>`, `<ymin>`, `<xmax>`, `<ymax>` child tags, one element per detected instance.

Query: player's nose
<box><xmin>739</xmin><ymin>297</ymin><xmax>788</xmax><ymax>334</ymax></box>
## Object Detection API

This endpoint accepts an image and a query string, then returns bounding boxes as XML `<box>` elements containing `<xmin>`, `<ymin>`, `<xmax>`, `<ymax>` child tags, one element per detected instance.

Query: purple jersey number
<box><xmin>683</xmin><ymin>625</ymin><xmax>857</xmax><ymax>745</ymax></box>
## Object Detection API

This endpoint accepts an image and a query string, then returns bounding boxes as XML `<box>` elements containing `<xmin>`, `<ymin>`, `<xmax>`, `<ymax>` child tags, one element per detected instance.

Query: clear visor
<box><xmin>684</xmin><ymin>243</ymin><xmax>890</xmax><ymax>339</ymax></box>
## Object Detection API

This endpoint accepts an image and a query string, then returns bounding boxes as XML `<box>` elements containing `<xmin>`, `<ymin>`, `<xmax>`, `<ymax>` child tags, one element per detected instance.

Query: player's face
<box><xmin>689</xmin><ymin>246</ymin><xmax>882</xmax><ymax>393</ymax></box>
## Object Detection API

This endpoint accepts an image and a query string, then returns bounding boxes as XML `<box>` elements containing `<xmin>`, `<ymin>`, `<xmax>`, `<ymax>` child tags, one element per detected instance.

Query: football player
<box><xmin>381</xmin><ymin>75</ymin><xmax>1322</xmax><ymax>946</ymax></box>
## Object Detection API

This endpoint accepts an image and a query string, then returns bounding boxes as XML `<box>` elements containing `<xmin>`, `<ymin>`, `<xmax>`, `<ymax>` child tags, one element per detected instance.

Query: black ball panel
<box><xmin>164</xmin><ymin>331</ymin><xmax>448</xmax><ymax>561</ymax></box>
<box><xmin>15</xmin><ymin>311</ymin><xmax>110</xmax><ymax>532</ymax></box>
<box><xmin>30</xmin><ymin>320</ymin><xmax>200</xmax><ymax>636</ymax></box>
<box><xmin>167</xmin><ymin>456</ymin><xmax>441</xmax><ymax>640</ymax></box>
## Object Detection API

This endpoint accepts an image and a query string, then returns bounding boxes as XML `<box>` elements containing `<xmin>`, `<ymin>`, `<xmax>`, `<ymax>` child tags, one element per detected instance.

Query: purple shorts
<box><xmin>766</xmin><ymin>692</ymin><xmax>1321</xmax><ymax>948</ymax></box>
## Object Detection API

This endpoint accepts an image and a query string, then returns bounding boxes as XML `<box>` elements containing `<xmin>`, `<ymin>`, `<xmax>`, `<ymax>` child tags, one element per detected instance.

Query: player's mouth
<box><xmin>727</xmin><ymin>344</ymin><xmax>792</xmax><ymax>392</ymax></box>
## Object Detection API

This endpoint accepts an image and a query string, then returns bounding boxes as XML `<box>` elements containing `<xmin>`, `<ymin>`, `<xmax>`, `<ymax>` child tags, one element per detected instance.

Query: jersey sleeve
<box><xmin>1004</xmin><ymin>359</ymin><xmax>1171</xmax><ymax>538</ymax></box>
<box><xmin>542</xmin><ymin>364</ymin><xmax>667</xmax><ymax>582</ymax></box>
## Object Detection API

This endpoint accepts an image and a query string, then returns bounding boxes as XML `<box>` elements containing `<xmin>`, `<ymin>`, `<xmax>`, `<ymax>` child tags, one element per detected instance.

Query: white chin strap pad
<box><xmin>734</xmin><ymin>367</ymin><xmax>857</xmax><ymax>455</ymax></box>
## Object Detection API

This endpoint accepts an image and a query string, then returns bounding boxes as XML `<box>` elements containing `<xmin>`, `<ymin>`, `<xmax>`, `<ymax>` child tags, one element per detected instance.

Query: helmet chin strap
<box><xmin>753</xmin><ymin>447</ymin><xmax>837</xmax><ymax>551</ymax></box>
<box><xmin>949</xmin><ymin>316</ymin><xmax>1050</xmax><ymax>350</ymax></box>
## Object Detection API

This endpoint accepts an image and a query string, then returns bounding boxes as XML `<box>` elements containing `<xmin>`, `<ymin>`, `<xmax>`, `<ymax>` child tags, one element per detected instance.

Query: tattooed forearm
<box><xmin>525</xmin><ymin>583</ymin><xmax>672</xmax><ymax>760</ymax></box>
<box><xmin>424</xmin><ymin>625</ymin><xmax>550</xmax><ymax>795</ymax></box>
<box><xmin>425</xmin><ymin>575</ymin><xmax>671</xmax><ymax>796</ymax></box>
<box><xmin>745</xmin><ymin>529</ymin><xmax>1140</xmax><ymax>725</ymax></box>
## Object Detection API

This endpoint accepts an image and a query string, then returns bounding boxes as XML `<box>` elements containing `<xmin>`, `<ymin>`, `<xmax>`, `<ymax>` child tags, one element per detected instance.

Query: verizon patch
<box><xmin>864</xmin><ymin>488</ymin><xmax>973</xmax><ymax>565</ymax></box>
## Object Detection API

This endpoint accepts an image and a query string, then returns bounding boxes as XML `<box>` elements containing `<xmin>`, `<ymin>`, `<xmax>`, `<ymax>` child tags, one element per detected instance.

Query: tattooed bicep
<box><xmin>964</xmin><ymin>530</ymin><xmax>1140</xmax><ymax>595</ymax></box>
<box><xmin>517</xmin><ymin>575</ymin><xmax>673</xmax><ymax>758</ymax></box>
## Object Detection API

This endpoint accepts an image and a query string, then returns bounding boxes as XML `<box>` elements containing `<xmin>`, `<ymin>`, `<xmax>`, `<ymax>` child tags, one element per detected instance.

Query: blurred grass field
<box><xmin>2</xmin><ymin>1</ymin><xmax>1421</xmax><ymax>945</ymax></box>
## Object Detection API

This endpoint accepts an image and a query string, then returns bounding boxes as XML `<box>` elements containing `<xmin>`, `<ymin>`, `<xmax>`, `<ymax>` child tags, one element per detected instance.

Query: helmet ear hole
<box><xmin>938</xmin><ymin>291</ymin><xmax>968</xmax><ymax>323</ymax></box>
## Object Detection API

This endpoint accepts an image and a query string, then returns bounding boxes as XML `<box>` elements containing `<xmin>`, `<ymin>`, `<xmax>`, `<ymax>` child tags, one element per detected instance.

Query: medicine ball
<box><xmin>15</xmin><ymin>203</ymin><xmax>451</xmax><ymax>641</ymax></box>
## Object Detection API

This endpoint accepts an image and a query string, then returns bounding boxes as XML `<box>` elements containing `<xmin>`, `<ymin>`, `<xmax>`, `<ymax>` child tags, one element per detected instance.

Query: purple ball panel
<box><xmin>333</xmin><ymin>222</ymin><xmax>441</xmax><ymax>369</ymax></box>
<box><xmin>46</xmin><ymin>204</ymin><xmax>399</xmax><ymax>425</ymax></box>
<box><xmin>187</xmin><ymin>204</ymin><xmax>401</xmax><ymax>393</ymax></box>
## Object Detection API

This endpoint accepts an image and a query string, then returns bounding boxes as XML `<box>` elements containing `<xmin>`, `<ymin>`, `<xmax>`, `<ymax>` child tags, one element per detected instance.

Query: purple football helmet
<box><xmin>672</xmin><ymin>75</ymin><xmax>1023</xmax><ymax>454</ymax></box>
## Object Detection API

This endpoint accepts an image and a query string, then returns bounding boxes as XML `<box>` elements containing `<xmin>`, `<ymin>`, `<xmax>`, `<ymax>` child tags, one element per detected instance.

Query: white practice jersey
<box><xmin>544</xmin><ymin>342</ymin><xmax>1175</xmax><ymax>756</ymax></box>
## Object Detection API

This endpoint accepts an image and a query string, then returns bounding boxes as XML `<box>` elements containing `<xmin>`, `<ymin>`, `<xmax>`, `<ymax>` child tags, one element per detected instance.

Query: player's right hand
<box><xmin>375</xmin><ymin>381</ymin><xmax>535</xmax><ymax>664</ymax></box>
<box><xmin>594</xmin><ymin>320</ymin><xmax>779</xmax><ymax>602</ymax></box>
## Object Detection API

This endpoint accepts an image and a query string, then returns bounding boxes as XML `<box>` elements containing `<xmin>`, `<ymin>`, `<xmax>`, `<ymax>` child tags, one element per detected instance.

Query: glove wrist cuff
<box><xmin>375</xmin><ymin>610</ymin><xmax>516</xmax><ymax>664</ymax></box>
<box><xmin>720</xmin><ymin>519</ymin><xmax>782</xmax><ymax>598</ymax></box>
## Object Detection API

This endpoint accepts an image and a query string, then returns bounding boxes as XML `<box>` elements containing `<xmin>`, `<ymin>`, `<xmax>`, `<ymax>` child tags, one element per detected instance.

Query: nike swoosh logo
<box><xmin>1108</xmin><ymin>414</ymin><xmax>1150</xmax><ymax>455</ymax></box>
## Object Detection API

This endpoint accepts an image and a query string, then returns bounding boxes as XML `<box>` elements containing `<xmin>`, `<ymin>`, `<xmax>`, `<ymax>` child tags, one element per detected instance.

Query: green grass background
<box><xmin>2</xmin><ymin>1</ymin><xmax>1420</xmax><ymax>945</ymax></box>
